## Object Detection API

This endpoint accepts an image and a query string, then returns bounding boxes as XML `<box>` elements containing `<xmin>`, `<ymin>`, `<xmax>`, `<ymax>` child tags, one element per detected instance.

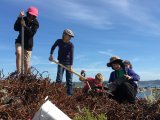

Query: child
<box><xmin>14</xmin><ymin>6</ymin><xmax>39</xmax><ymax>75</ymax></box>
<box><xmin>124</xmin><ymin>60</ymin><xmax>132</xmax><ymax>69</ymax></box>
<box><xmin>106</xmin><ymin>56</ymin><xmax>140</xmax><ymax>103</ymax></box>
<box><xmin>49</xmin><ymin>29</ymin><xmax>74</xmax><ymax>96</ymax></box>
<box><xmin>79</xmin><ymin>71</ymin><xmax>104</xmax><ymax>95</ymax></box>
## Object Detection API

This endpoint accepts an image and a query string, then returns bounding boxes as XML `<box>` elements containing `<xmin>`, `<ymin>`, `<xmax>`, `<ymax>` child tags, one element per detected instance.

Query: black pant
<box><xmin>109</xmin><ymin>76</ymin><xmax>137</xmax><ymax>103</ymax></box>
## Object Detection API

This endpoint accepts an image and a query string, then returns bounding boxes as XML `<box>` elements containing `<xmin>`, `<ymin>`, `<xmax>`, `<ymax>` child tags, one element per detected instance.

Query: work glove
<box><xmin>21</xmin><ymin>19</ymin><xmax>26</xmax><ymax>27</ymax></box>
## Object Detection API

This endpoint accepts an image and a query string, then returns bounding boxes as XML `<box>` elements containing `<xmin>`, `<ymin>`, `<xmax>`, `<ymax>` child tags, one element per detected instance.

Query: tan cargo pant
<box><xmin>15</xmin><ymin>43</ymin><xmax>32</xmax><ymax>74</ymax></box>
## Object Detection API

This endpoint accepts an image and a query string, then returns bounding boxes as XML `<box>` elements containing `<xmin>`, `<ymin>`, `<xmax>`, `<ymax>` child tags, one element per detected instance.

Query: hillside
<box><xmin>0</xmin><ymin>74</ymin><xmax>159</xmax><ymax>120</ymax></box>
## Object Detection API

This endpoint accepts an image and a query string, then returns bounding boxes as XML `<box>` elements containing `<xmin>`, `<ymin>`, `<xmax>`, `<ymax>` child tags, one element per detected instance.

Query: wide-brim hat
<box><xmin>107</xmin><ymin>56</ymin><xmax>123</xmax><ymax>67</ymax></box>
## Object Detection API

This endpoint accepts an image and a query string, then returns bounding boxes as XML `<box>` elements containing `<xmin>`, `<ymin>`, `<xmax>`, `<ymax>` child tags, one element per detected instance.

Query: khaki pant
<box><xmin>15</xmin><ymin>43</ymin><xmax>32</xmax><ymax>74</ymax></box>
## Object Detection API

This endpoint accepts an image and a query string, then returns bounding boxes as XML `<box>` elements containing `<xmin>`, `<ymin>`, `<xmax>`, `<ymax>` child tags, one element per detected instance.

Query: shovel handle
<box><xmin>51</xmin><ymin>59</ymin><xmax>85</xmax><ymax>79</ymax></box>
<box><xmin>50</xmin><ymin>59</ymin><xmax>92</xmax><ymax>90</ymax></box>
<box><xmin>21</xmin><ymin>17</ymin><xmax>24</xmax><ymax>74</ymax></box>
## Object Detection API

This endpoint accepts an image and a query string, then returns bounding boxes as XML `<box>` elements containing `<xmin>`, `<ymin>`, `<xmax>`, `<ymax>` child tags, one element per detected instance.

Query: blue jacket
<box><xmin>50</xmin><ymin>39</ymin><xmax>74</xmax><ymax>65</ymax></box>
<box><xmin>109</xmin><ymin>68</ymin><xmax>140</xmax><ymax>88</ymax></box>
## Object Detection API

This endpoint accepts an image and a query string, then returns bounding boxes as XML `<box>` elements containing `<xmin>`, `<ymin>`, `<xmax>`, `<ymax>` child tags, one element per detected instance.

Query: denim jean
<box><xmin>56</xmin><ymin>64</ymin><xmax>73</xmax><ymax>95</ymax></box>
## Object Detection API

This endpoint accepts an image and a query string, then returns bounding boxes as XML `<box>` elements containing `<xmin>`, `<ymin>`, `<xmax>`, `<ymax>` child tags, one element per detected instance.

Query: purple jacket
<box><xmin>109</xmin><ymin>68</ymin><xmax>140</xmax><ymax>87</ymax></box>
<box><xmin>50</xmin><ymin>39</ymin><xmax>74</xmax><ymax>65</ymax></box>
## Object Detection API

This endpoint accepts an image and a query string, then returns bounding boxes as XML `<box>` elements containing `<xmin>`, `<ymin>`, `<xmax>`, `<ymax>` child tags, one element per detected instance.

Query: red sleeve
<box><xmin>86</xmin><ymin>77</ymin><xmax>94</xmax><ymax>81</ymax></box>
<box><xmin>82</xmin><ymin>78</ymin><xmax>94</xmax><ymax>93</ymax></box>
<box><xmin>83</xmin><ymin>77</ymin><xmax>94</xmax><ymax>88</ymax></box>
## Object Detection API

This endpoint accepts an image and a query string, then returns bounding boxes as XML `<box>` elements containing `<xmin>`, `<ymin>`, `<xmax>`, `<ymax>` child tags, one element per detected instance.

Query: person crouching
<box><xmin>106</xmin><ymin>56</ymin><xmax>140</xmax><ymax>103</ymax></box>
<box><xmin>79</xmin><ymin>72</ymin><xmax>104</xmax><ymax>96</ymax></box>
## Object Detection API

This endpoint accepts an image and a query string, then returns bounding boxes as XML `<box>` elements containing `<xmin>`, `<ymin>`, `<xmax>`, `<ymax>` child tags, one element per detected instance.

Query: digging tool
<box><xmin>50</xmin><ymin>59</ymin><xmax>92</xmax><ymax>91</ymax></box>
<box><xmin>21</xmin><ymin>17</ymin><xmax>24</xmax><ymax>74</ymax></box>
<box><xmin>51</xmin><ymin>59</ymin><xmax>113</xmax><ymax>96</ymax></box>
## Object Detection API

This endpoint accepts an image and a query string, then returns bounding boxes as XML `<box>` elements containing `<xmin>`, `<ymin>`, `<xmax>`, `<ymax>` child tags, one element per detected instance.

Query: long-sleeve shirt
<box><xmin>14</xmin><ymin>16</ymin><xmax>39</xmax><ymax>51</ymax></box>
<box><xmin>109</xmin><ymin>68</ymin><xmax>140</xmax><ymax>88</ymax></box>
<box><xmin>50</xmin><ymin>39</ymin><xmax>74</xmax><ymax>65</ymax></box>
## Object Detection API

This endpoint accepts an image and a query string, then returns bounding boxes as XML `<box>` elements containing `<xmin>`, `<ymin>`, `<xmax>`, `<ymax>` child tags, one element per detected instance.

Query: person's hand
<box><xmin>79</xmin><ymin>76</ymin><xmax>87</xmax><ymax>81</ymax></box>
<box><xmin>49</xmin><ymin>54</ymin><xmax>53</xmax><ymax>61</ymax></box>
<box><xmin>21</xmin><ymin>19</ymin><xmax>26</xmax><ymax>27</ymax></box>
<box><xmin>19</xmin><ymin>11</ymin><xmax>25</xmax><ymax>18</ymax></box>
<box><xmin>69</xmin><ymin>65</ymin><xmax>73</xmax><ymax>72</ymax></box>
<box><xmin>124</xmin><ymin>75</ymin><xmax>132</xmax><ymax>80</ymax></box>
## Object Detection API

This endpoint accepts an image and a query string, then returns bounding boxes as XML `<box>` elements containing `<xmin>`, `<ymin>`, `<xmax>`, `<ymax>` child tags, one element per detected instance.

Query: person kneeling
<box><xmin>106</xmin><ymin>56</ymin><xmax>140</xmax><ymax>103</ymax></box>
<box><xmin>79</xmin><ymin>71</ymin><xmax>105</xmax><ymax>96</ymax></box>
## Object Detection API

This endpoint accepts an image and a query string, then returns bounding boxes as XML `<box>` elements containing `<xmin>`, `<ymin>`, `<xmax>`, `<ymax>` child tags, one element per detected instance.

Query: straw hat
<box><xmin>107</xmin><ymin>56</ymin><xmax>123</xmax><ymax>67</ymax></box>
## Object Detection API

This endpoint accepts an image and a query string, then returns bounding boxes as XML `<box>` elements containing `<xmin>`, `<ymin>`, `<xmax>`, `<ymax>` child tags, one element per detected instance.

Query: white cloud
<box><xmin>9</xmin><ymin>0</ymin><xmax>113</xmax><ymax>29</ymax></box>
<box><xmin>62</xmin><ymin>1</ymin><xmax>112</xmax><ymax>29</ymax></box>
<box><xmin>98</xmin><ymin>50</ymin><xmax>116</xmax><ymax>57</ymax></box>
<box><xmin>107</xmin><ymin>0</ymin><xmax>130</xmax><ymax>10</ymax></box>
<box><xmin>103</xmin><ymin>0</ymin><xmax>160</xmax><ymax>35</ymax></box>
<box><xmin>132</xmin><ymin>57</ymin><xmax>140</xmax><ymax>62</ymax></box>
<box><xmin>9</xmin><ymin>0</ymin><xmax>160</xmax><ymax>33</ymax></box>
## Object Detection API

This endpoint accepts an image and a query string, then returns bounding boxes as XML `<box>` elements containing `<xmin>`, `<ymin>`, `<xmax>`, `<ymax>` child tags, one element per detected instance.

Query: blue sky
<box><xmin>1</xmin><ymin>0</ymin><xmax>160</xmax><ymax>81</ymax></box>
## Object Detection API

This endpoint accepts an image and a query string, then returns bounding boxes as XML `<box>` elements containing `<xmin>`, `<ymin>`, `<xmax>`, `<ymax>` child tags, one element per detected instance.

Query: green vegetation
<box><xmin>73</xmin><ymin>107</ymin><xmax>107</xmax><ymax>120</ymax></box>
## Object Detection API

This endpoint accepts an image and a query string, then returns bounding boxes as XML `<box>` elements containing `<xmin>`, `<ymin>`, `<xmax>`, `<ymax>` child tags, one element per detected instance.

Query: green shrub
<box><xmin>144</xmin><ymin>88</ymin><xmax>160</xmax><ymax>104</ymax></box>
<box><xmin>73</xmin><ymin>107</ymin><xmax>107</xmax><ymax>120</ymax></box>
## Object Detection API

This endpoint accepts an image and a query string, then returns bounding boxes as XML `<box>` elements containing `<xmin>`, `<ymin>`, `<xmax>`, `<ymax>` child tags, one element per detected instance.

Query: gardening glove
<box><xmin>49</xmin><ymin>54</ymin><xmax>53</xmax><ymax>61</ymax></box>
<box><xmin>18</xmin><ymin>11</ymin><xmax>25</xmax><ymax>18</ymax></box>
<box><xmin>21</xmin><ymin>19</ymin><xmax>26</xmax><ymax>27</ymax></box>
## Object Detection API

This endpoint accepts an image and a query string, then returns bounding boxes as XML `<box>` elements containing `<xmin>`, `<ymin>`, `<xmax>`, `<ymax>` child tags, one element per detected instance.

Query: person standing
<box><xmin>49</xmin><ymin>29</ymin><xmax>74</xmax><ymax>96</ymax></box>
<box><xmin>14</xmin><ymin>6</ymin><xmax>39</xmax><ymax>75</ymax></box>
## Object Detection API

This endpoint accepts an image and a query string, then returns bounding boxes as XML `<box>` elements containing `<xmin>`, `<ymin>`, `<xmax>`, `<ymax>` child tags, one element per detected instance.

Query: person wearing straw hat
<box><xmin>106</xmin><ymin>56</ymin><xmax>140</xmax><ymax>103</ymax></box>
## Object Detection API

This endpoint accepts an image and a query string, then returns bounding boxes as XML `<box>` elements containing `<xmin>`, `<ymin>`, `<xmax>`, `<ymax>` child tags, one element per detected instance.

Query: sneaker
<box><xmin>9</xmin><ymin>71</ymin><xmax>18</xmax><ymax>77</ymax></box>
<box><xmin>67</xmin><ymin>94</ymin><xmax>72</xmax><ymax>97</ymax></box>
<box><xmin>8</xmin><ymin>71</ymin><xmax>21</xmax><ymax>79</ymax></box>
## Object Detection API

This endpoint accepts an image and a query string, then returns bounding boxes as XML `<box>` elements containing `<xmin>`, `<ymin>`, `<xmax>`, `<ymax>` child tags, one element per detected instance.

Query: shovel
<box><xmin>21</xmin><ymin>17</ymin><xmax>24</xmax><ymax>74</ymax></box>
<box><xmin>50</xmin><ymin>59</ymin><xmax>92</xmax><ymax>91</ymax></box>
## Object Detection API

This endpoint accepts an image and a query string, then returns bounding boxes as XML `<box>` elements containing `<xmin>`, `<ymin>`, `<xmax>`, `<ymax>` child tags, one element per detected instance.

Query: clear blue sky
<box><xmin>1</xmin><ymin>0</ymin><xmax>160</xmax><ymax>81</ymax></box>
